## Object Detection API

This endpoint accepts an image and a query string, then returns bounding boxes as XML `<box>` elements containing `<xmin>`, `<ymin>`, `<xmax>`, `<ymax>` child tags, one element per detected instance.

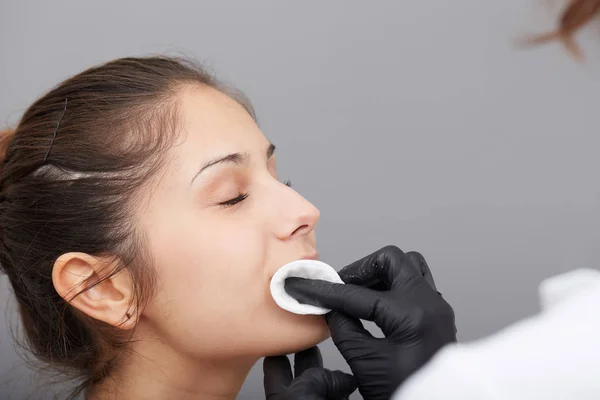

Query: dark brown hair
<box><xmin>0</xmin><ymin>56</ymin><xmax>255</xmax><ymax>398</ymax></box>
<box><xmin>524</xmin><ymin>0</ymin><xmax>600</xmax><ymax>59</ymax></box>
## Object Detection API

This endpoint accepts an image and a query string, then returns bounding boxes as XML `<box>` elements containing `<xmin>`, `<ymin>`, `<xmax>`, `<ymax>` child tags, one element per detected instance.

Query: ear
<box><xmin>52</xmin><ymin>252</ymin><xmax>137</xmax><ymax>330</ymax></box>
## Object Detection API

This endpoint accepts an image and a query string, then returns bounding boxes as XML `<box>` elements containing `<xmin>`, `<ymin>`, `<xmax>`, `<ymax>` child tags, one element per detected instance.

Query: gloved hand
<box><xmin>263</xmin><ymin>346</ymin><xmax>357</xmax><ymax>400</ymax></box>
<box><xmin>285</xmin><ymin>246</ymin><xmax>457</xmax><ymax>400</ymax></box>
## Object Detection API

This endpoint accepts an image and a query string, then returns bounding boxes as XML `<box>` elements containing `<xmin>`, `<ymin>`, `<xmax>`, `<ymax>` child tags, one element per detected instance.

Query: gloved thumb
<box><xmin>289</xmin><ymin>368</ymin><xmax>358</xmax><ymax>399</ymax></box>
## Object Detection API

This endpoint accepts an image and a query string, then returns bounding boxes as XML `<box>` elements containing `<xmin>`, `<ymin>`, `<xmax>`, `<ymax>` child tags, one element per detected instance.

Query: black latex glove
<box><xmin>285</xmin><ymin>246</ymin><xmax>457</xmax><ymax>400</ymax></box>
<box><xmin>263</xmin><ymin>346</ymin><xmax>357</xmax><ymax>400</ymax></box>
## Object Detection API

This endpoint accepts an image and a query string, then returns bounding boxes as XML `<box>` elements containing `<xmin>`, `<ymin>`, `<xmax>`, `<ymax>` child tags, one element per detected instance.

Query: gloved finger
<box><xmin>289</xmin><ymin>368</ymin><xmax>357</xmax><ymax>399</ymax></box>
<box><xmin>405</xmin><ymin>251</ymin><xmax>438</xmax><ymax>291</ymax></box>
<box><xmin>337</xmin><ymin>245</ymin><xmax>422</xmax><ymax>290</ymax></box>
<box><xmin>294</xmin><ymin>346</ymin><xmax>323</xmax><ymax>378</ymax></box>
<box><xmin>263</xmin><ymin>355</ymin><xmax>293</xmax><ymax>398</ymax></box>
<box><xmin>326</xmin><ymin>311</ymin><xmax>374</xmax><ymax>345</ymax></box>
<box><xmin>285</xmin><ymin>278</ymin><xmax>395</xmax><ymax>332</ymax></box>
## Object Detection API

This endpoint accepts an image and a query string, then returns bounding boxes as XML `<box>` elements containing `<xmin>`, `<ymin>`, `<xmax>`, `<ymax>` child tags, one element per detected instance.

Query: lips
<box><xmin>269</xmin><ymin>252</ymin><xmax>320</xmax><ymax>283</ymax></box>
<box><xmin>299</xmin><ymin>252</ymin><xmax>319</xmax><ymax>261</ymax></box>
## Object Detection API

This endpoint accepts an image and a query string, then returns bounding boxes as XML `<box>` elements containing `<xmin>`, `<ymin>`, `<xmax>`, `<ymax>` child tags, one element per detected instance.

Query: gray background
<box><xmin>1</xmin><ymin>0</ymin><xmax>599</xmax><ymax>399</ymax></box>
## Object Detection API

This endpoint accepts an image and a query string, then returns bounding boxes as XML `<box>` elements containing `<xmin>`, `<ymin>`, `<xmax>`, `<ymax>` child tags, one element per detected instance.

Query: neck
<box><xmin>88</xmin><ymin>331</ymin><xmax>256</xmax><ymax>400</ymax></box>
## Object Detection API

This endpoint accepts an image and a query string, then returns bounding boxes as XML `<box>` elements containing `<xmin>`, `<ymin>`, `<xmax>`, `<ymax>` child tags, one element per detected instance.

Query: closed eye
<box><xmin>218</xmin><ymin>178</ymin><xmax>289</xmax><ymax>208</ymax></box>
<box><xmin>218</xmin><ymin>193</ymin><xmax>249</xmax><ymax>207</ymax></box>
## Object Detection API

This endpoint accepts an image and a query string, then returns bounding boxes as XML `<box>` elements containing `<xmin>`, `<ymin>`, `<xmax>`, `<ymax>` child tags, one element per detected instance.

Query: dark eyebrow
<box><xmin>190</xmin><ymin>143</ymin><xmax>276</xmax><ymax>185</ymax></box>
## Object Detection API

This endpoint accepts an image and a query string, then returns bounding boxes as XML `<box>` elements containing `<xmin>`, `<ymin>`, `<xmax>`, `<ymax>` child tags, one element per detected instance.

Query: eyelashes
<box><xmin>218</xmin><ymin>179</ymin><xmax>292</xmax><ymax>208</ymax></box>
<box><xmin>218</xmin><ymin>193</ymin><xmax>249</xmax><ymax>207</ymax></box>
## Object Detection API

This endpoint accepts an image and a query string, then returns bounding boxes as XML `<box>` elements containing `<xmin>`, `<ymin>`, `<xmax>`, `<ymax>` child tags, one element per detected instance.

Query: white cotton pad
<box><xmin>270</xmin><ymin>259</ymin><xmax>344</xmax><ymax>315</ymax></box>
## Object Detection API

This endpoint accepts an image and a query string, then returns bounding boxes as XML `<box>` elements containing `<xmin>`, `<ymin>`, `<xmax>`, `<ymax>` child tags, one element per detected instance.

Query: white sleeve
<box><xmin>392</xmin><ymin>268</ymin><xmax>600</xmax><ymax>400</ymax></box>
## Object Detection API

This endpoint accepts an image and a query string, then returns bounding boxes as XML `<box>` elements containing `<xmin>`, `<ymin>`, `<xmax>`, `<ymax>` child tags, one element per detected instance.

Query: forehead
<box><xmin>176</xmin><ymin>85</ymin><xmax>267</xmax><ymax>156</ymax></box>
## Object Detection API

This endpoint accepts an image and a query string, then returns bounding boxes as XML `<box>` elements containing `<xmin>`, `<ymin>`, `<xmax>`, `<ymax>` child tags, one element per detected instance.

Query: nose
<box><xmin>272</xmin><ymin>184</ymin><xmax>320</xmax><ymax>240</ymax></box>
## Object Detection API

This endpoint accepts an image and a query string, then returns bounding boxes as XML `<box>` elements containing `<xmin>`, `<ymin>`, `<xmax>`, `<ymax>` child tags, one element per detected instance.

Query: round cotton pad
<box><xmin>270</xmin><ymin>259</ymin><xmax>344</xmax><ymax>315</ymax></box>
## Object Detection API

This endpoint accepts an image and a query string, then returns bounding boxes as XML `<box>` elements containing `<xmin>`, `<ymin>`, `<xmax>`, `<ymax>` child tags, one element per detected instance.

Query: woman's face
<box><xmin>137</xmin><ymin>85</ymin><xmax>328</xmax><ymax>359</ymax></box>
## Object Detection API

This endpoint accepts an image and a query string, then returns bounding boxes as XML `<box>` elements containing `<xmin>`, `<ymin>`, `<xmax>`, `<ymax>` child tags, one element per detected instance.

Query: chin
<box><xmin>263</xmin><ymin>314</ymin><xmax>331</xmax><ymax>357</ymax></box>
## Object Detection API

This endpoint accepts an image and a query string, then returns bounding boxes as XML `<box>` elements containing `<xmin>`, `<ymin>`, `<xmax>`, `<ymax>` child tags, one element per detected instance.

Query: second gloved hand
<box><xmin>285</xmin><ymin>246</ymin><xmax>457</xmax><ymax>400</ymax></box>
<box><xmin>263</xmin><ymin>346</ymin><xmax>357</xmax><ymax>400</ymax></box>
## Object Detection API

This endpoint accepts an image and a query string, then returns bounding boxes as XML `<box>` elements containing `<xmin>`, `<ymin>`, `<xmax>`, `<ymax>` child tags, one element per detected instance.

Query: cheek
<box><xmin>144</xmin><ymin>217</ymin><xmax>270</xmax><ymax>346</ymax></box>
<box><xmin>142</xmin><ymin>213</ymin><xmax>329</xmax><ymax>358</ymax></box>
<box><xmin>153</xmin><ymin>216</ymin><xmax>267</xmax><ymax>310</ymax></box>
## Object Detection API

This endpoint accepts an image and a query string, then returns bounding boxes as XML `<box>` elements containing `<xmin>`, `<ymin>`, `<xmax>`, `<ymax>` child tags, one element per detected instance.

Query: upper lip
<box><xmin>269</xmin><ymin>252</ymin><xmax>320</xmax><ymax>281</ymax></box>
<box><xmin>299</xmin><ymin>251</ymin><xmax>319</xmax><ymax>261</ymax></box>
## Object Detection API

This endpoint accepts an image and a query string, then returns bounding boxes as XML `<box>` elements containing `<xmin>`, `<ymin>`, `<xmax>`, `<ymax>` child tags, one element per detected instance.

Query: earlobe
<box><xmin>52</xmin><ymin>252</ymin><xmax>136</xmax><ymax>330</ymax></box>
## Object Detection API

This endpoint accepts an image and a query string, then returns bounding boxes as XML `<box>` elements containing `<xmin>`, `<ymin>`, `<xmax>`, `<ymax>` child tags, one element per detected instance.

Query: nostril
<box><xmin>291</xmin><ymin>224</ymin><xmax>310</xmax><ymax>236</ymax></box>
